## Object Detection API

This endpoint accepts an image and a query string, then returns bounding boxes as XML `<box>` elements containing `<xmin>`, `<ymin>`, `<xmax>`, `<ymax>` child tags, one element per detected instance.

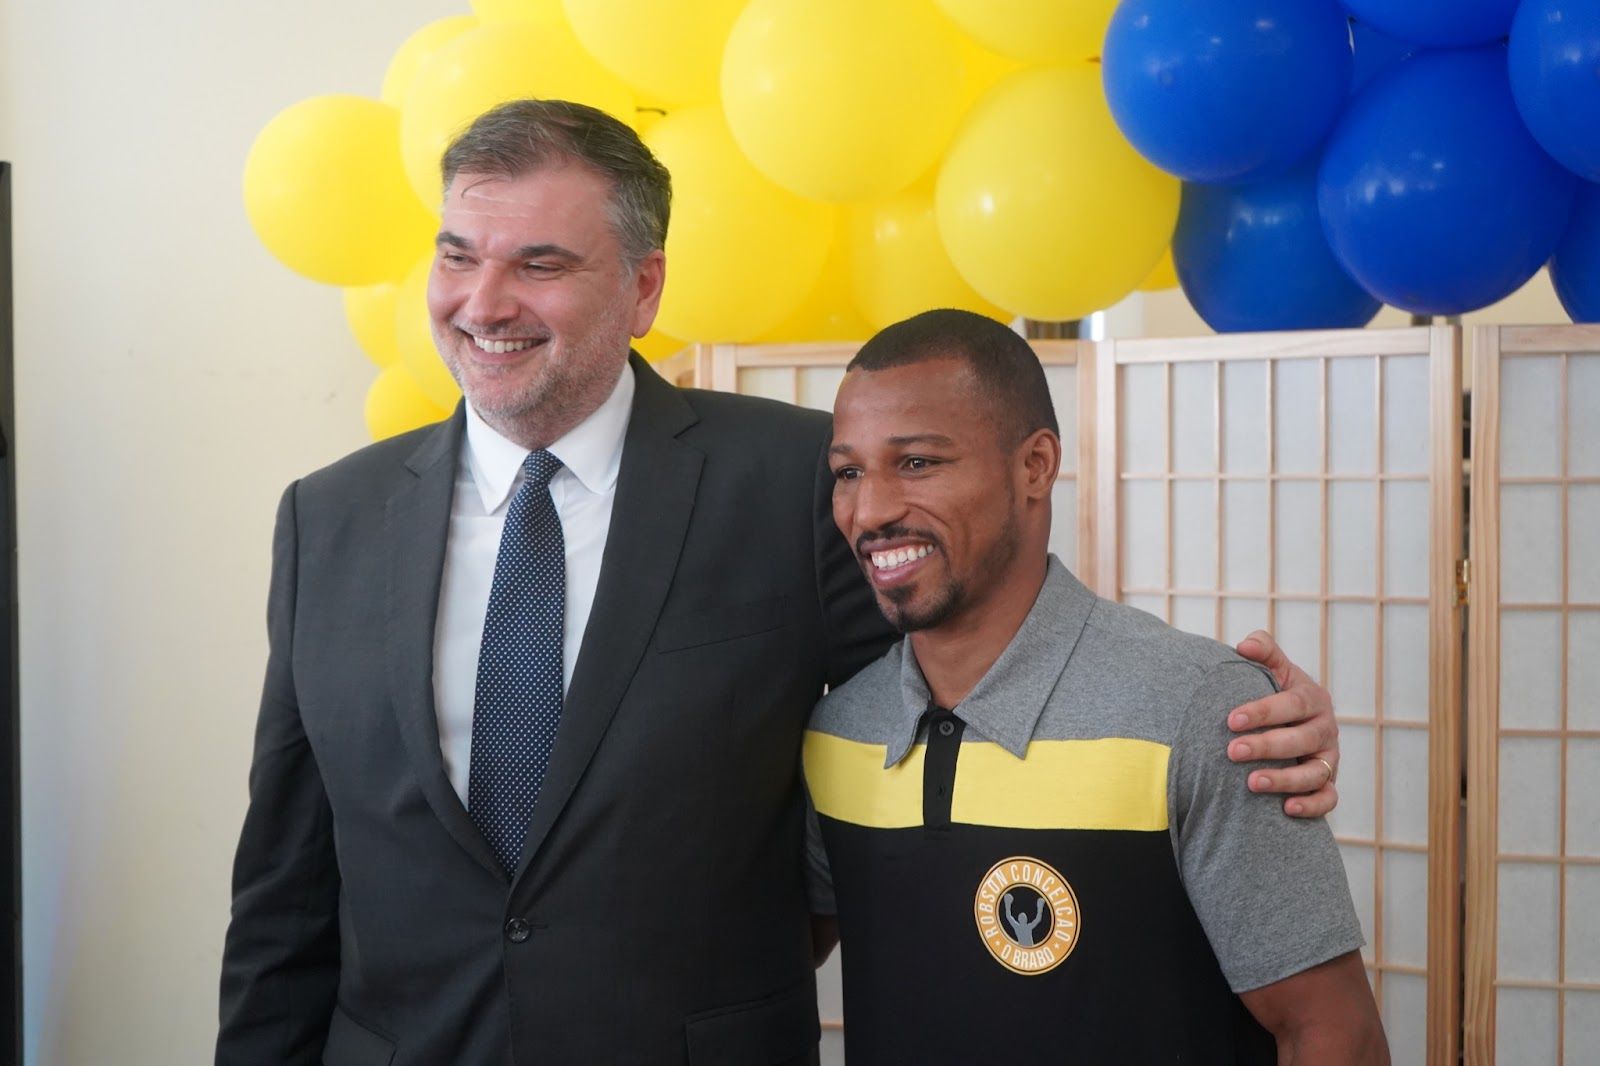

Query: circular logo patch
<box><xmin>973</xmin><ymin>856</ymin><xmax>1081</xmax><ymax>975</ymax></box>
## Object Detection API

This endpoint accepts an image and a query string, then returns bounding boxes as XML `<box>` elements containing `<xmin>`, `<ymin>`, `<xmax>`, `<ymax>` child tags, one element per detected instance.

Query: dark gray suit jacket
<box><xmin>217</xmin><ymin>356</ymin><xmax>891</xmax><ymax>1066</ymax></box>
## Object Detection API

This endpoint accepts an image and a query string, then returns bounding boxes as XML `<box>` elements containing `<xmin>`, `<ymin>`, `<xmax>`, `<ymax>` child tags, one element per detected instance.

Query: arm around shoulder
<box><xmin>1240</xmin><ymin>950</ymin><xmax>1388</xmax><ymax>1065</ymax></box>
<box><xmin>216</xmin><ymin>482</ymin><xmax>341</xmax><ymax>1065</ymax></box>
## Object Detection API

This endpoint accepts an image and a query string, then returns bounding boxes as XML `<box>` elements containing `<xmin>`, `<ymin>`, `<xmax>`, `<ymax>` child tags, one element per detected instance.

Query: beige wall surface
<box><xmin>0</xmin><ymin>1</ymin><xmax>449</xmax><ymax>1062</ymax></box>
<box><xmin>0</xmin><ymin>2</ymin><xmax>1583</xmax><ymax>1063</ymax></box>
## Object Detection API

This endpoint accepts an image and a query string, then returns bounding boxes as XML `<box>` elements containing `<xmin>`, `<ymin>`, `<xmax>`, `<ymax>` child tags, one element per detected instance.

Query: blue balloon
<box><xmin>1103</xmin><ymin>0</ymin><xmax>1353</xmax><ymax>184</ymax></box>
<box><xmin>1342</xmin><ymin>0</ymin><xmax>1519</xmax><ymax>48</ymax></box>
<box><xmin>1550</xmin><ymin>181</ymin><xmax>1600</xmax><ymax>323</ymax></box>
<box><xmin>1173</xmin><ymin>163</ymin><xmax>1381</xmax><ymax>333</ymax></box>
<box><xmin>1318</xmin><ymin>46</ymin><xmax>1579</xmax><ymax>316</ymax></box>
<box><xmin>1348</xmin><ymin>17</ymin><xmax>1414</xmax><ymax>94</ymax></box>
<box><xmin>1510</xmin><ymin>0</ymin><xmax>1600</xmax><ymax>182</ymax></box>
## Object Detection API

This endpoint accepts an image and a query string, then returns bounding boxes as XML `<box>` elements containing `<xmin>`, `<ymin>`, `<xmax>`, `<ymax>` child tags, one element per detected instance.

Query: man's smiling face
<box><xmin>828</xmin><ymin>357</ymin><xmax>1026</xmax><ymax>634</ymax></box>
<box><xmin>428</xmin><ymin>163</ymin><xmax>663</xmax><ymax>445</ymax></box>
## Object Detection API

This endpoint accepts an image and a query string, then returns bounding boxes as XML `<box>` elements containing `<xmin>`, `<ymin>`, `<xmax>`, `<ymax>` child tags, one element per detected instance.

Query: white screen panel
<box><xmin>1383</xmin><ymin>729</ymin><xmax>1430</xmax><ymax>847</ymax></box>
<box><xmin>1124</xmin><ymin>594</ymin><xmax>1166</xmax><ymax>622</ymax></box>
<box><xmin>736</xmin><ymin>366</ymin><xmax>794</xmax><ymax>403</ymax></box>
<box><xmin>796</xmin><ymin>366</ymin><xmax>845</xmax><ymax>413</ymax></box>
<box><xmin>1172</xmin><ymin>480</ymin><xmax>1217</xmax><ymax>589</ymax></box>
<box><xmin>1497</xmin><ymin>987</ymin><xmax>1559</xmax><ymax>1066</ymax></box>
<box><xmin>1501</xmin><ymin>484</ymin><xmax>1565</xmax><ymax>604</ymax></box>
<box><xmin>1567</xmin><ymin>866</ymin><xmax>1600</xmax><ymax>984</ymax></box>
<box><xmin>1499</xmin><ymin>738</ymin><xmax>1562</xmax><ymax>856</ymax></box>
<box><xmin>1122</xmin><ymin>363</ymin><xmax>1165</xmax><ymax>474</ymax></box>
<box><xmin>1329</xmin><ymin>481</ymin><xmax>1378</xmax><ymax>596</ymax></box>
<box><xmin>1566</xmin><ymin>738</ymin><xmax>1600</xmax><ymax>858</ymax></box>
<box><xmin>1381</xmin><ymin>972</ymin><xmax>1427</xmax><ymax>1066</ymax></box>
<box><xmin>1048</xmin><ymin>479</ymin><xmax>1077</xmax><ymax>573</ymax></box>
<box><xmin>1569</xmin><ymin>485</ymin><xmax>1600</xmax><ymax>603</ymax></box>
<box><xmin>1221</xmin><ymin>598</ymin><xmax>1268</xmax><ymax>646</ymax></box>
<box><xmin>1571</xmin><ymin>611</ymin><xmax>1600</xmax><ymax>732</ymax></box>
<box><xmin>1497</xmin><ymin>862</ymin><xmax>1562</xmax><ymax>982</ymax></box>
<box><xmin>1171</xmin><ymin>596</ymin><xmax>1215</xmax><ymax>639</ymax></box>
<box><xmin>1042</xmin><ymin>364</ymin><xmax>1077</xmax><ymax>475</ymax></box>
<box><xmin>1222</xmin><ymin>480</ymin><xmax>1268</xmax><ymax>593</ymax></box>
<box><xmin>1274</xmin><ymin>359</ymin><xmax>1321</xmax><ymax>475</ymax></box>
<box><xmin>1273</xmin><ymin>600</ymin><xmax>1321</xmax><ymax>678</ymax></box>
<box><xmin>1331</xmin><ymin>724</ymin><xmax>1377</xmax><ymax>840</ymax></box>
<box><xmin>1383</xmin><ymin>480</ymin><xmax>1430</xmax><ymax>599</ymax></box>
<box><xmin>1566</xmin><ymin>991</ymin><xmax>1600</xmax><ymax>1066</ymax></box>
<box><xmin>1274</xmin><ymin>480</ymin><xmax>1322</xmax><ymax>594</ymax></box>
<box><xmin>1221</xmin><ymin>360</ymin><xmax>1267</xmax><ymax>476</ymax></box>
<box><xmin>1340</xmin><ymin>843</ymin><xmax>1376</xmax><ymax>958</ymax></box>
<box><xmin>1571</xmin><ymin>354</ymin><xmax>1600</xmax><ymax>477</ymax></box>
<box><xmin>1328</xmin><ymin>603</ymin><xmax>1377</xmax><ymax>717</ymax></box>
<box><xmin>1122</xmin><ymin>480</ymin><xmax>1166</xmax><ymax>590</ymax></box>
<box><xmin>1500</xmin><ymin>610</ymin><xmax>1564</xmax><ymax>731</ymax></box>
<box><xmin>1500</xmin><ymin>354</ymin><xmax>1564</xmax><ymax>477</ymax></box>
<box><xmin>1382</xmin><ymin>604</ymin><xmax>1429</xmax><ymax>724</ymax></box>
<box><xmin>1170</xmin><ymin>361</ymin><xmax>1215</xmax><ymax>474</ymax></box>
<box><xmin>1382</xmin><ymin>850</ymin><xmax>1429</xmax><ymax>969</ymax></box>
<box><xmin>1382</xmin><ymin>355</ymin><xmax>1430</xmax><ymax>476</ymax></box>
<box><xmin>1328</xmin><ymin>357</ymin><xmax>1377</xmax><ymax>475</ymax></box>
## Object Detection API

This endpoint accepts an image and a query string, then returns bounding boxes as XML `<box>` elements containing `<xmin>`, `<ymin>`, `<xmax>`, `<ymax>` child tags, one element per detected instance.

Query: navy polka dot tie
<box><xmin>468</xmin><ymin>449</ymin><xmax>565</xmax><ymax>877</ymax></box>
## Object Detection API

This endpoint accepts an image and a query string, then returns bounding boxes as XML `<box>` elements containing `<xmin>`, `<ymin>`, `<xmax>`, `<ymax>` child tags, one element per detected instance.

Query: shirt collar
<box><xmin>883</xmin><ymin>556</ymin><xmax>1097</xmax><ymax>768</ymax></box>
<box><xmin>462</xmin><ymin>362</ymin><xmax>635</xmax><ymax>512</ymax></box>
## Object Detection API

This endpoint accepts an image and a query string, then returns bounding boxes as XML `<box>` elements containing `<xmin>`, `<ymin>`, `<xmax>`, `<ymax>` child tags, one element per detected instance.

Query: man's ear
<box><xmin>629</xmin><ymin>249</ymin><xmax>667</xmax><ymax>338</ymax></box>
<box><xmin>1019</xmin><ymin>428</ymin><xmax>1062</xmax><ymax>500</ymax></box>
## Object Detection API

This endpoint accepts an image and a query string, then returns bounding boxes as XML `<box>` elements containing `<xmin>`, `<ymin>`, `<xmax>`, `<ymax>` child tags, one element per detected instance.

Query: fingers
<box><xmin>1235</xmin><ymin>629</ymin><xmax>1290</xmax><ymax>683</ymax></box>
<box><xmin>1228</xmin><ymin>716</ymin><xmax>1339</xmax><ymax>762</ymax></box>
<box><xmin>1227</xmin><ymin>684</ymin><xmax>1337</xmax><ymax>738</ymax></box>
<box><xmin>1284</xmin><ymin>783</ymin><xmax>1338</xmax><ymax>819</ymax></box>
<box><xmin>1245</xmin><ymin>754</ymin><xmax>1336</xmax><ymax>796</ymax></box>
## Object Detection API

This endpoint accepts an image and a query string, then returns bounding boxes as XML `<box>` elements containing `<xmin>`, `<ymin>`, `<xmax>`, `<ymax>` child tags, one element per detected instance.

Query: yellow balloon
<box><xmin>1139</xmin><ymin>248</ymin><xmax>1180</xmax><ymax>292</ymax></box>
<box><xmin>758</xmin><ymin>234</ymin><xmax>874</xmax><ymax>343</ymax></box>
<box><xmin>936</xmin><ymin>64</ymin><xmax>1180</xmax><ymax>322</ymax></box>
<box><xmin>399</xmin><ymin>21</ymin><xmax>636</xmax><ymax>206</ymax></box>
<box><xmin>244</xmin><ymin>95</ymin><xmax>437</xmax><ymax>287</ymax></box>
<box><xmin>344</xmin><ymin>281</ymin><xmax>404</xmax><ymax>367</ymax></box>
<box><xmin>933</xmin><ymin>0</ymin><xmax>1118</xmax><ymax>64</ymax></box>
<box><xmin>366</xmin><ymin>365</ymin><xmax>452</xmax><ymax>441</ymax></box>
<box><xmin>395</xmin><ymin>254</ymin><xmax>463</xmax><ymax>410</ymax></box>
<box><xmin>564</xmin><ymin>0</ymin><xmax>744</xmax><ymax>108</ymax></box>
<box><xmin>954</xmin><ymin>34</ymin><xmax>1024</xmax><ymax>119</ymax></box>
<box><xmin>381</xmin><ymin>16</ymin><xmax>478</xmax><ymax>108</ymax></box>
<box><xmin>645</xmin><ymin>107</ymin><xmax>834</xmax><ymax>341</ymax></box>
<box><xmin>470</xmin><ymin>0</ymin><xmax>564</xmax><ymax>25</ymax></box>
<box><xmin>632</xmin><ymin>327</ymin><xmax>687</xmax><ymax>363</ymax></box>
<box><xmin>846</xmin><ymin>180</ymin><xmax>1011</xmax><ymax>330</ymax></box>
<box><xmin>721</xmin><ymin>0</ymin><xmax>964</xmax><ymax>201</ymax></box>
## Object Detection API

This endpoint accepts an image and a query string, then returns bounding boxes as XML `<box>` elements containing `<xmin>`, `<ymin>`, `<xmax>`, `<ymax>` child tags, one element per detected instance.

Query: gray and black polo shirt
<box><xmin>803</xmin><ymin>557</ymin><xmax>1363</xmax><ymax>1063</ymax></box>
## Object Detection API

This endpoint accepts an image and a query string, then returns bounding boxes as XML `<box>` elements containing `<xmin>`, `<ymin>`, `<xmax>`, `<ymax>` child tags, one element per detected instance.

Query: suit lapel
<box><xmin>514</xmin><ymin>357</ymin><xmax>703</xmax><ymax>879</ymax></box>
<box><xmin>384</xmin><ymin>406</ymin><xmax>505</xmax><ymax>879</ymax></box>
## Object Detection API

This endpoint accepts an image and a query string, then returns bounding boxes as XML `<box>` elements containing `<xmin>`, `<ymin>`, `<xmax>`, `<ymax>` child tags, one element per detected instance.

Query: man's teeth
<box><xmin>473</xmin><ymin>336</ymin><xmax>537</xmax><ymax>354</ymax></box>
<box><xmin>870</xmin><ymin>545</ymin><xmax>932</xmax><ymax>570</ymax></box>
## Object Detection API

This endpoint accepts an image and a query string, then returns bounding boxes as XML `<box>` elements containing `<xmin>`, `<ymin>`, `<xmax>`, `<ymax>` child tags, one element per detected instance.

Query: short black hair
<box><xmin>847</xmin><ymin>308</ymin><xmax>1059</xmax><ymax>446</ymax></box>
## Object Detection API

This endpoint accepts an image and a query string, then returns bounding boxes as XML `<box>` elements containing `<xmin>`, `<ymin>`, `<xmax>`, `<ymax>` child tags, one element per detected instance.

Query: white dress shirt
<box><xmin>432</xmin><ymin>364</ymin><xmax>635</xmax><ymax>804</ymax></box>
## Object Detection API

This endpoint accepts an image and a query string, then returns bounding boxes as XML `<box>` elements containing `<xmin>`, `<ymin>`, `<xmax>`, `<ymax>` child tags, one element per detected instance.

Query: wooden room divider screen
<box><xmin>655</xmin><ymin>322</ymin><xmax>1600</xmax><ymax>1066</ymax></box>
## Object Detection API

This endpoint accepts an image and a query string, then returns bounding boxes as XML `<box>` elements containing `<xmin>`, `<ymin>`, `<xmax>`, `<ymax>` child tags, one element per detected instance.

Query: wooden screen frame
<box><xmin>1464</xmin><ymin>324</ymin><xmax>1600</xmax><ymax>1064</ymax></box>
<box><xmin>1088</xmin><ymin>327</ymin><xmax>1464</xmax><ymax>1065</ymax></box>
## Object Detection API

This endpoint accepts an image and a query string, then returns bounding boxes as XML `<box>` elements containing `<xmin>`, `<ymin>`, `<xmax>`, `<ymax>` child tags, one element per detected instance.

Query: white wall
<box><xmin>0</xmin><ymin>1</ymin><xmax>451</xmax><ymax>1061</ymax></box>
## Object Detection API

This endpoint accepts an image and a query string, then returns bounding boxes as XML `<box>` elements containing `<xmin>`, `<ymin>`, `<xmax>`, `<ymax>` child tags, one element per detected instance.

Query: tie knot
<box><xmin>522</xmin><ymin>449</ymin><xmax>563</xmax><ymax>490</ymax></box>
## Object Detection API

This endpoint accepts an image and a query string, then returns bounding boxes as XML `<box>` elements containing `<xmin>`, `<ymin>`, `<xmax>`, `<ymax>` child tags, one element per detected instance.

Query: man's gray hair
<box><xmin>440</xmin><ymin>99</ymin><xmax>672</xmax><ymax>267</ymax></box>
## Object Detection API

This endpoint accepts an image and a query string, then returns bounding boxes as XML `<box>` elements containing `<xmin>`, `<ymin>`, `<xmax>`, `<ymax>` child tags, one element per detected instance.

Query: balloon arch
<box><xmin>243</xmin><ymin>0</ymin><xmax>1600</xmax><ymax>440</ymax></box>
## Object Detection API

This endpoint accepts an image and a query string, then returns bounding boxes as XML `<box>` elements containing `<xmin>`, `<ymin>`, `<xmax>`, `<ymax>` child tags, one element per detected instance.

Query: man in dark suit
<box><xmin>217</xmin><ymin>100</ymin><xmax>1342</xmax><ymax>1066</ymax></box>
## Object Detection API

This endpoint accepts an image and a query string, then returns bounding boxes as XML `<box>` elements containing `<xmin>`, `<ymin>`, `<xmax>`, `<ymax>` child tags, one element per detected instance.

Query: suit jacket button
<box><xmin>505</xmin><ymin>918</ymin><xmax>531</xmax><ymax>943</ymax></box>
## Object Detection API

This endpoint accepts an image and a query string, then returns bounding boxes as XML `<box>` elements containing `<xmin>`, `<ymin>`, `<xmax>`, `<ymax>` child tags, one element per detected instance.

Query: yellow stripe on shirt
<box><xmin>804</xmin><ymin>731</ymin><xmax>1170</xmax><ymax>832</ymax></box>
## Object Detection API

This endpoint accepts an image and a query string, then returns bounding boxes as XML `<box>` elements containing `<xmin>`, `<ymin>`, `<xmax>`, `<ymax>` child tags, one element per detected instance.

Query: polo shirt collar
<box><xmin>463</xmin><ymin>361</ymin><xmax>636</xmax><ymax>512</ymax></box>
<box><xmin>884</xmin><ymin>555</ymin><xmax>1097</xmax><ymax>768</ymax></box>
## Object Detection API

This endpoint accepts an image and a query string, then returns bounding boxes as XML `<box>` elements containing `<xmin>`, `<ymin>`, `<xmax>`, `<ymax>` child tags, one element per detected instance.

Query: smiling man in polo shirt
<box><xmin>805</xmin><ymin>309</ymin><xmax>1386</xmax><ymax>1064</ymax></box>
